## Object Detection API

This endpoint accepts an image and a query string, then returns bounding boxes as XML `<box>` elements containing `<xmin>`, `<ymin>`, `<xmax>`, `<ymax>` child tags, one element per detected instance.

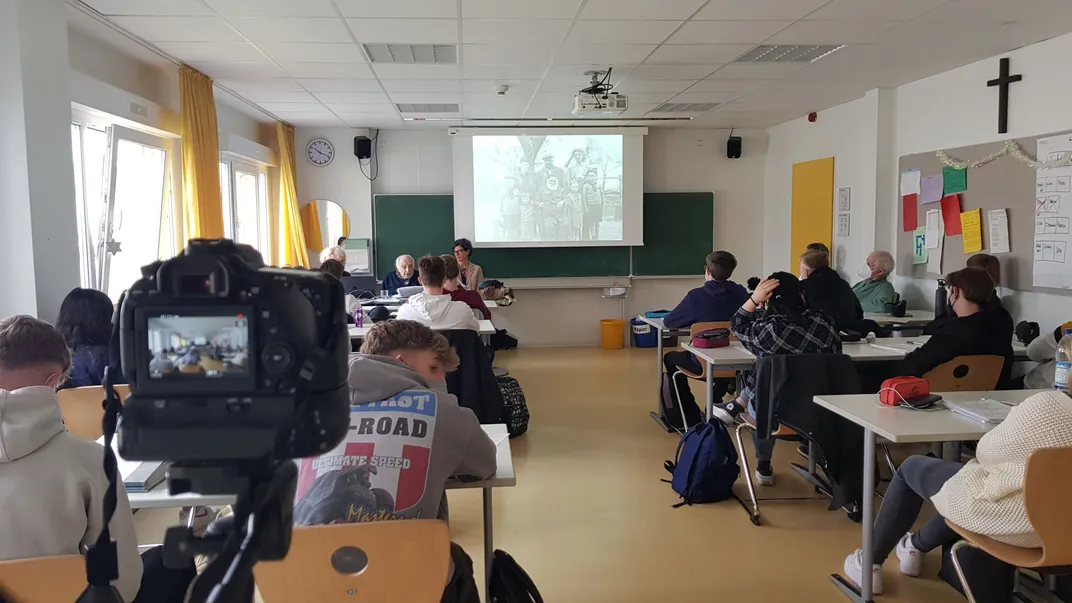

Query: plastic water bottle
<box><xmin>353</xmin><ymin>308</ymin><xmax>364</xmax><ymax>328</ymax></box>
<box><xmin>1056</xmin><ymin>328</ymin><xmax>1072</xmax><ymax>393</ymax></box>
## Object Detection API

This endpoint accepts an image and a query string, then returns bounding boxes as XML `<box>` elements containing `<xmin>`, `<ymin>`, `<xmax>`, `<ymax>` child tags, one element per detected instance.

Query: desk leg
<box><xmin>830</xmin><ymin>427</ymin><xmax>876</xmax><ymax>603</ymax></box>
<box><xmin>649</xmin><ymin>329</ymin><xmax>673</xmax><ymax>431</ymax></box>
<box><xmin>483</xmin><ymin>486</ymin><xmax>493</xmax><ymax>595</ymax></box>
<box><xmin>704</xmin><ymin>360</ymin><xmax>714</xmax><ymax>422</ymax></box>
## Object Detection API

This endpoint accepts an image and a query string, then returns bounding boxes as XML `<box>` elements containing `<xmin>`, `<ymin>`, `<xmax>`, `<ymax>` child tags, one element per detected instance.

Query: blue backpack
<box><xmin>664</xmin><ymin>420</ymin><xmax>740</xmax><ymax>506</ymax></box>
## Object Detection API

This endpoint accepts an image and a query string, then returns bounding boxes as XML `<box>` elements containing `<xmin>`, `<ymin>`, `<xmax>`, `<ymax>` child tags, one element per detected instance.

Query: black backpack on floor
<box><xmin>489</xmin><ymin>550</ymin><xmax>542</xmax><ymax>603</ymax></box>
<box><xmin>498</xmin><ymin>376</ymin><xmax>529</xmax><ymax>437</ymax></box>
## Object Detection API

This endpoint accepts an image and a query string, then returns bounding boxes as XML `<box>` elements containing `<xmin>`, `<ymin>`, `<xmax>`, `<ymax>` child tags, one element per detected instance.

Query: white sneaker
<box><xmin>843</xmin><ymin>550</ymin><xmax>884</xmax><ymax>595</ymax></box>
<box><xmin>896</xmin><ymin>534</ymin><xmax>924</xmax><ymax>577</ymax></box>
<box><xmin>754</xmin><ymin>468</ymin><xmax>775</xmax><ymax>486</ymax></box>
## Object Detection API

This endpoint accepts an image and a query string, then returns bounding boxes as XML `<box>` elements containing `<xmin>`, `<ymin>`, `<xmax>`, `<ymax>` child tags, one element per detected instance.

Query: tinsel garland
<box><xmin>936</xmin><ymin>140</ymin><xmax>1072</xmax><ymax>170</ymax></box>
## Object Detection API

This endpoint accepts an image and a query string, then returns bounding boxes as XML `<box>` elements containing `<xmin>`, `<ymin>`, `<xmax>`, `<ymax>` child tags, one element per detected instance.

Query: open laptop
<box><xmin>339</xmin><ymin>275</ymin><xmax>379</xmax><ymax>299</ymax></box>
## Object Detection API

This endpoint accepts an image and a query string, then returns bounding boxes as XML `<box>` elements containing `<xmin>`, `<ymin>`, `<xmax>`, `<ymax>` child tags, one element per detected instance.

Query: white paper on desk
<box><xmin>490</xmin><ymin>433</ymin><xmax>510</xmax><ymax>447</ymax></box>
<box><xmin>988</xmin><ymin>208</ymin><xmax>1011</xmax><ymax>254</ymax></box>
<box><xmin>924</xmin><ymin>208</ymin><xmax>943</xmax><ymax>249</ymax></box>
<box><xmin>927</xmin><ymin>232</ymin><xmax>943</xmax><ymax>274</ymax></box>
<box><xmin>901</xmin><ymin>170</ymin><xmax>921</xmax><ymax>195</ymax></box>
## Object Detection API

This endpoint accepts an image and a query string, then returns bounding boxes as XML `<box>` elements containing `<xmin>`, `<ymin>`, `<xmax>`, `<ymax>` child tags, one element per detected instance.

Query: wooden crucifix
<box><xmin>986</xmin><ymin>57</ymin><xmax>1022</xmax><ymax>134</ymax></box>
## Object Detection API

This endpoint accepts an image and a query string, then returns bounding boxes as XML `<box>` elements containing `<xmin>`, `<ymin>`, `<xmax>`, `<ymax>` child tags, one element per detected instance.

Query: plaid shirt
<box><xmin>731</xmin><ymin>306</ymin><xmax>842</xmax><ymax>408</ymax></box>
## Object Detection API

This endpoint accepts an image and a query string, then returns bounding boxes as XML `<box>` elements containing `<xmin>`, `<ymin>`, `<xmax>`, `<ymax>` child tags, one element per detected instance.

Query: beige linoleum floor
<box><xmin>134</xmin><ymin>346</ymin><xmax>966</xmax><ymax>602</ymax></box>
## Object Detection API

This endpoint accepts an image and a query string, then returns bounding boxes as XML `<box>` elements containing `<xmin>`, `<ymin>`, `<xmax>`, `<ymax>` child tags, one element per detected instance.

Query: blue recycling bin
<box><xmin>631</xmin><ymin>318</ymin><xmax>658</xmax><ymax>348</ymax></box>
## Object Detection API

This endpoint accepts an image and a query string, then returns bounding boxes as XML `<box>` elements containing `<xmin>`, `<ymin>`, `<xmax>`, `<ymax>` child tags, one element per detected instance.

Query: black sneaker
<box><xmin>711</xmin><ymin>401</ymin><xmax>743</xmax><ymax>426</ymax></box>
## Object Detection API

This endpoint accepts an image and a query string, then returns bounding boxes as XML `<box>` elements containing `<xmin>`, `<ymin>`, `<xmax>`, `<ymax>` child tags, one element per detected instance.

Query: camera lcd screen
<box><xmin>146</xmin><ymin>313</ymin><xmax>251</xmax><ymax>380</ymax></box>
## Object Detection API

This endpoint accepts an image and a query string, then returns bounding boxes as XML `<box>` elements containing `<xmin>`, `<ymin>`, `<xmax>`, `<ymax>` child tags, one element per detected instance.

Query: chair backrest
<box><xmin>56</xmin><ymin>384</ymin><xmax>130</xmax><ymax>441</ymax></box>
<box><xmin>922</xmin><ymin>355</ymin><xmax>1003</xmax><ymax>391</ymax></box>
<box><xmin>0</xmin><ymin>555</ymin><xmax>87</xmax><ymax>603</ymax></box>
<box><xmin>253</xmin><ymin>520</ymin><xmax>450</xmax><ymax>603</ymax></box>
<box><xmin>1024</xmin><ymin>446</ymin><xmax>1072</xmax><ymax>566</ymax></box>
<box><xmin>690</xmin><ymin>321</ymin><xmax>736</xmax><ymax>379</ymax></box>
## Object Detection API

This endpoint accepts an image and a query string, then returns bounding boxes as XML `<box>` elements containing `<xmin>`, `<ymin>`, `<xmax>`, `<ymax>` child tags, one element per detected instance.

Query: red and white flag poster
<box><xmin>293</xmin><ymin>390</ymin><xmax>437</xmax><ymax>524</ymax></box>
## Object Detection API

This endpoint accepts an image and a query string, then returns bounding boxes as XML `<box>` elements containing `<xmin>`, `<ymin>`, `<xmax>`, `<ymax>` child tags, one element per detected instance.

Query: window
<box><xmin>70</xmin><ymin>118</ymin><xmax>178</xmax><ymax>300</ymax></box>
<box><xmin>220</xmin><ymin>158</ymin><xmax>270</xmax><ymax>259</ymax></box>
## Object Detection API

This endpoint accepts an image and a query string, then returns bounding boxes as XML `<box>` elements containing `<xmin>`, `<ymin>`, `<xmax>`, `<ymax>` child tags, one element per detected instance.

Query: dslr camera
<box><xmin>115</xmin><ymin>239</ymin><xmax>350</xmax><ymax>495</ymax></box>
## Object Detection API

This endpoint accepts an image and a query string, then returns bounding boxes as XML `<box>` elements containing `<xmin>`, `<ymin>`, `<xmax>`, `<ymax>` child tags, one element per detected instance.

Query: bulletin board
<box><xmin>790</xmin><ymin>157</ymin><xmax>834</xmax><ymax>271</ymax></box>
<box><xmin>895</xmin><ymin>136</ymin><xmax>1071</xmax><ymax>295</ymax></box>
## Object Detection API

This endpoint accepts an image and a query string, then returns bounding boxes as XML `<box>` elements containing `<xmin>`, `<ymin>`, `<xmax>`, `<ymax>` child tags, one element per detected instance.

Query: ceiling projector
<box><xmin>573</xmin><ymin>92</ymin><xmax>628</xmax><ymax>116</ymax></box>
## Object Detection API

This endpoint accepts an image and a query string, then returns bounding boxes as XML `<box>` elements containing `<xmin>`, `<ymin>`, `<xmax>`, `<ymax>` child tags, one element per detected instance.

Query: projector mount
<box><xmin>579</xmin><ymin>69</ymin><xmax>613</xmax><ymax>96</ymax></box>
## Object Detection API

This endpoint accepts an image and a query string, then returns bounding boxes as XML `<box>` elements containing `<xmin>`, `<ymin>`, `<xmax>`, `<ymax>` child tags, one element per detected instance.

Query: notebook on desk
<box><xmin>943</xmin><ymin>399</ymin><xmax>1012</xmax><ymax>424</ymax></box>
<box><xmin>96</xmin><ymin>437</ymin><xmax>168</xmax><ymax>493</ymax></box>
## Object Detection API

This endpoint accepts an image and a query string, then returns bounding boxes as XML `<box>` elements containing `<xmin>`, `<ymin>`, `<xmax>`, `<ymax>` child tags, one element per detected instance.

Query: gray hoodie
<box><xmin>0</xmin><ymin>387</ymin><xmax>142</xmax><ymax>602</ymax></box>
<box><xmin>396</xmin><ymin>292</ymin><xmax>479</xmax><ymax>331</ymax></box>
<box><xmin>293</xmin><ymin>355</ymin><xmax>496</xmax><ymax>526</ymax></box>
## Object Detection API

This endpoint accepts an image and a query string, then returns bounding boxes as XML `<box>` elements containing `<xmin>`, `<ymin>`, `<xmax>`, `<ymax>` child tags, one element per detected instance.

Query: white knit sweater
<box><xmin>932</xmin><ymin>391</ymin><xmax>1072</xmax><ymax>548</ymax></box>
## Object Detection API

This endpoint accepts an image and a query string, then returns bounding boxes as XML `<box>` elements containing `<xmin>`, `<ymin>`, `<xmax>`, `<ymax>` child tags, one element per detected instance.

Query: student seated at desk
<box><xmin>319</xmin><ymin>259</ymin><xmax>360</xmax><ymax>323</ymax></box>
<box><xmin>843</xmin><ymin>390</ymin><xmax>1072</xmax><ymax>595</ymax></box>
<box><xmin>851</xmin><ymin>250</ymin><xmax>897</xmax><ymax>313</ymax></box>
<box><xmin>926</xmin><ymin>253</ymin><xmax>1011</xmax><ymax>335</ymax></box>
<box><xmin>0</xmin><ymin>316</ymin><xmax>195</xmax><ymax>603</ymax></box>
<box><xmin>799</xmin><ymin>250</ymin><xmax>869</xmax><ymax>334</ymax></box>
<box><xmin>713</xmin><ymin>273</ymin><xmax>842</xmax><ymax>486</ymax></box>
<box><xmin>898</xmin><ymin>267</ymin><xmax>1014</xmax><ymax>388</ymax></box>
<box><xmin>1023</xmin><ymin>321</ymin><xmax>1072</xmax><ymax>389</ymax></box>
<box><xmin>293</xmin><ymin>320</ymin><xmax>495</xmax><ymax>600</ymax></box>
<box><xmin>661</xmin><ymin>251</ymin><xmax>749</xmax><ymax>426</ymax></box>
<box><xmin>56</xmin><ymin>288</ymin><xmax>121</xmax><ymax>389</ymax></box>
<box><xmin>440</xmin><ymin>254</ymin><xmax>491</xmax><ymax>319</ymax></box>
<box><xmin>382</xmin><ymin>254</ymin><xmax>419</xmax><ymax>295</ymax></box>
<box><xmin>396</xmin><ymin>256</ymin><xmax>479</xmax><ymax>331</ymax></box>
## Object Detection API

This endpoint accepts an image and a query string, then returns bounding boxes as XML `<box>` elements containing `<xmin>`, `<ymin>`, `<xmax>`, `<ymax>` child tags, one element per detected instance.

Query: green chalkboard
<box><xmin>372</xmin><ymin>192</ymin><xmax>711</xmax><ymax>278</ymax></box>
<box><xmin>632</xmin><ymin>192</ymin><xmax>713</xmax><ymax>276</ymax></box>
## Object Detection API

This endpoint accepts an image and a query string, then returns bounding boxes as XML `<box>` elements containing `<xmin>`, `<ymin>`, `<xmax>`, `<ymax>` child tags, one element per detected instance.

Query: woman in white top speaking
<box><xmin>843</xmin><ymin>390</ymin><xmax>1072</xmax><ymax>595</ymax></box>
<box><xmin>453</xmin><ymin>238</ymin><xmax>484</xmax><ymax>291</ymax></box>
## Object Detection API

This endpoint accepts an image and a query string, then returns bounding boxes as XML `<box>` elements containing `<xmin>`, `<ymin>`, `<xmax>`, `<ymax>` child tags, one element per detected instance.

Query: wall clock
<box><xmin>307</xmin><ymin>138</ymin><xmax>334</xmax><ymax>166</ymax></box>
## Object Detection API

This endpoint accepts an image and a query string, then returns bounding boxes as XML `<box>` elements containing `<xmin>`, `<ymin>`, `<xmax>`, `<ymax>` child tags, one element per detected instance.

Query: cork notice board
<box><xmin>896</xmin><ymin>136</ymin><xmax>1070</xmax><ymax>295</ymax></box>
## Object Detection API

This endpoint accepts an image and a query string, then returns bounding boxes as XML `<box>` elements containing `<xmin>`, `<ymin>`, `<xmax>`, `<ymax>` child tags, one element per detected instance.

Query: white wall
<box><xmin>294</xmin><ymin>128</ymin><xmax>374</xmax><ymax>244</ymax></box>
<box><xmin>356</xmin><ymin>127</ymin><xmax>768</xmax><ymax>346</ymax></box>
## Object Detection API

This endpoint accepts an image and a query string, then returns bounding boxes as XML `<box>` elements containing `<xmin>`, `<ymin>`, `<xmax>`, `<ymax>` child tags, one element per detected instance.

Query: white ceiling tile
<box><xmin>387</xmin><ymin>93</ymin><xmax>462</xmax><ymax>103</ymax></box>
<box><xmin>669</xmin><ymin>20</ymin><xmax>792</xmax><ymax>44</ymax></box>
<box><xmin>462</xmin><ymin>0</ymin><xmax>584</xmax><ymax>19</ymax></box>
<box><xmin>615</xmin><ymin>92</ymin><xmax>676</xmax><ymax>104</ymax></box>
<box><xmin>259</xmin><ymin>42</ymin><xmax>365</xmax><ymax>63</ymax></box>
<box><xmin>335</xmin><ymin>0</ymin><xmax>458</xmax><ymax>18</ymax></box>
<box><xmin>685</xmin><ymin>78</ymin><xmax>771</xmax><ymax>93</ymax></box>
<box><xmin>381</xmin><ymin>79</ymin><xmax>461</xmax><ymax>93</ymax></box>
<box><xmin>668</xmin><ymin>92</ymin><xmax>745</xmax><ymax>103</ymax></box>
<box><xmin>614</xmin><ymin>79</ymin><xmax>697</xmax><ymax>92</ymax></box>
<box><xmin>217</xmin><ymin>78</ymin><xmax>306</xmax><ymax>93</ymax></box>
<box><xmin>462</xmin><ymin>92</ymin><xmax>530</xmax><ymax>105</ymax></box>
<box><xmin>556</xmin><ymin>44</ymin><xmax>656</xmax><ymax>64</ymax></box>
<box><xmin>808</xmin><ymin>0</ymin><xmax>950</xmax><ymax>21</ymax></box>
<box><xmin>328</xmin><ymin>104</ymin><xmax>400</xmax><ymax>113</ymax></box>
<box><xmin>298</xmin><ymin>79</ymin><xmax>384</xmax><ymax>92</ymax></box>
<box><xmin>83</xmin><ymin>0</ymin><xmax>212</xmax><ymax>16</ymax></box>
<box><xmin>155</xmin><ymin>41</ymin><xmax>265</xmax><ymax>62</ymax></box>
<box><xmin>235</xmin><ymin>90</ymin><xmax>319</xmax><ymax>103</ymax></box>
<box><xmin>229</xmin><ymin>18</ymin><xmax>353</xmax><ymax>43</ymax></box>
<box><xmin>462</xmin><ymin>79</ymin><xmax>539</xmax><ymax>93</ymax></box>
<box><xmin>203</xmin><ymin>0</ymin><xmax>338</xmax><ymax>17</ymax></box>
<box><xmin>279</xmin><ymin>115</ymin><xmax>347</xmax><ymax>126</ymax></box>
<box><xmin>525</xmin><ymin>93</ymin><xmax>580</xmax><ymax>117</ymax></box>
<box><xmin>463</xmin><ymin>103</ymin><xmax>529</xmax><ymax>118</ymax></box>
<box><xmin>190</xmin><ymin>61</ymin><xmax>287</xmax><ymax>78</ymax></box>
<box><xmin>646</xmin><ymin>44</ymin><xmax>755</xmax><ymax>64</ymax></box>
<box><xmin>281</xmin><ymin>62</ymin><xmax>375</xmax><ymax>78</ymax></box>
<box><xmin>312</xmin><ymin>92</ymin><xmax>392</xmax><ymax>103</ymax></box>
<box><xmin>259</xmin><ymin>102</ymin><xmax>333</xmax><ymax>113</ymax></box>
<box><xmin>463</xmin><ymin>44</ymin><xmax>558</xmax><ymax>65</ymax></box>
<box><xmin>705</xmin><ymin>62</ymin><xmax>805</xmax><ymax>79</ymax></box>
<box><xmin>579</xmin><ymin>0</ymin><xmax>706</xmax><ymax>20</ymax></box>
<box><xmin>628</xmin><ymin>64</ymin><xmax>720</xmax><ymax>79</ymax></box>
<box><xmin>694</xmin><ymin>0</ymin><xmax>828</xmax><ymax>20</ymax></box>
<box><xmin>372</xmin><ymin>64</ymin><xmax>462</xmax><ymax>79</ymax></box>
<box><xmin>765</xmin><ymin>20</ymin><xmax>898</xmax><ymax>44</ymax></box>
<box><xmin>536</xmin><ymin>77</ymin><xmax>600</xmax><ymax>93</ymax></box>
<box><xmin>567</xmin><ymin>20</ymin><xmax>682</xmax><ymax>45</ymax></box>
<box><xmin>462</xmin><ymin>19</ymin><xmax>572</xmax><ymax>44</ymax></box>
<box><xmin>346</xmin><ymin>19</ymin><xmax>459</xmax><ymax>44</ymax></box>
<box><xmin>109</xmin><ymin>16</ymin><xmax>240</xmax><ymax>42</ymax></box>
<box><xmin>461</xmin><ymin>64</ymin><xmax>548</xmax><ymax>79</ymax></box>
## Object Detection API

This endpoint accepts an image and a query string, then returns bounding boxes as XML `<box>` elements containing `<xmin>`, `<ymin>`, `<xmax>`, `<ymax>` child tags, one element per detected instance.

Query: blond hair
<box><xmin>359</xmin><ymin>320</ymin><xmax>459</xmax><ymax>372</ymax></box>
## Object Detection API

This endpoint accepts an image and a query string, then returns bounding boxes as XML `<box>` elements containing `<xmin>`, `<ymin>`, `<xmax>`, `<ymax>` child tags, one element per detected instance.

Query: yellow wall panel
<box><xmin>790</xmin><ymin>157</ymin><xmax>834</xmax><ymax>270</ymax></box>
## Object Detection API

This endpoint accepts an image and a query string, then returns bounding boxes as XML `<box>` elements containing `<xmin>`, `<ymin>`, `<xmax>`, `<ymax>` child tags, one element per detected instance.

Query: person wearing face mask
<box><xmin>851</xmin><ymin>250</ymin><xmax>897</xmax><ymax>313</ymax></box>
<box><xmin>382</xmin><ymin>254</ymin><xmax>419</xmax><ymax>295</ymax></box>
<box><xmin>897</xmin><ymin>267</ymin><xmax>1014</xmax><ymax>387</ymax></box>
<box><xmin>925</xmin><ymin>254</ymin><xmax>1012</xmax><ymax>336</ymax></box>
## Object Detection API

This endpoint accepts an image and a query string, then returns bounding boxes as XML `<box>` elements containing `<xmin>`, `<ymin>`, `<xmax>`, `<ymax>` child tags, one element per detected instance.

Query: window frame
<box><xmin>220</xmin><ymin>153</ymin><xmax>271</xmax><ymax>258</ymax></box>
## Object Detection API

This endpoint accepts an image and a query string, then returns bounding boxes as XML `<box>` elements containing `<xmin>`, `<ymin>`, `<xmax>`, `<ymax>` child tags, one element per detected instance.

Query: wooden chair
<box><xmin>56</xmin><ymin>384</ymin><xmax>130</xmax><ymax>441</ymax></box>
<box><xmin>923</xmin><ymin>355</ymin><xmax>1004</xmax><ymax>391</ymax></box>
<box><xmin>669</xmin><ymin>321</ymin><xmax>736</xmax><ymax>432</ymax></box>
<box><xmin>254</xmin><ymin>520</ymin><xmax>451</xmax><ymax>603</ymax></box>
<box><xmin>947</xmin><ymin>446</ymin><xmax>1072</xmax><ymax>603</ymax></box>
<box><xmin>0</xmin><ymin>555</ymin><xmax>87</xmax><ymax>603</ymax></box>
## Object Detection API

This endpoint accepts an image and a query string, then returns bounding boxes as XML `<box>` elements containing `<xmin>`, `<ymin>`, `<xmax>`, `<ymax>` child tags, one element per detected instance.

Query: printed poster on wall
<box><xmin>1034</xmin><ymin>134</ymin><xmax>1072</xmax><ymax>289</ymax></box>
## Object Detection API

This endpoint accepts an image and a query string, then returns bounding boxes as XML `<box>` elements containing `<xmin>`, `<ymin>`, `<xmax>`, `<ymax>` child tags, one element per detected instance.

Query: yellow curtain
<box><xmin>300</xmin><ymin>202</ymin><xmax>324</xmax><ymax>252</ymax></box>
<box><xmin>179</xmin><ymin>66</ymin><xmax>225</xmax><ymax>241</ymax></box>
<box><xmin>276</xmin><ymin>122</ymin><xmax>309</xmax><ymax>267</ymax></box>
<box><xmin>341</xmin><ymin>211</ymin><xmax>351</xmax><ymax>238</ymax></box>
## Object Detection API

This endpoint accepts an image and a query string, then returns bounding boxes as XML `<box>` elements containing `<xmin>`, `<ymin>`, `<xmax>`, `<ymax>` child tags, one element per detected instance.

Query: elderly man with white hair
<box><xmin>852</xmin><ymin>250</ymin><xmax>897</xmax><ymax>312</ymax></box>
<box><xmin>381</xmin><ymin>254</ymin><xmax>419</xmax><ymax>295</ymax></box>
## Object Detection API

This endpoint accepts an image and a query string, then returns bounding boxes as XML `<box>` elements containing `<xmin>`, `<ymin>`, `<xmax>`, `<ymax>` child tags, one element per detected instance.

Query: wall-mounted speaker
<box><xmin>726</xmin><ymin>135</ymin><xmax>742</xmax><ymax>159</ymax></box>
<box><xmin>354</xmin><ymin>136</ymin><xmax>372</xmax><ymax>160</ymax></box>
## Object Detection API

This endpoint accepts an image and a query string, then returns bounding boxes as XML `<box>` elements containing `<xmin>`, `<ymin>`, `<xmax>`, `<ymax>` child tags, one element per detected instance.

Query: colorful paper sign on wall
<box><xmin>920</xmin><ymin>174</ymin><xmax>944</xmax><ymax>203</ymax></box>
<box><xmin>913</xmin><ymin>227</ymin><xmax>929</xmax><ymax>264</ymax></box>
<box><xmin>960</xmin><ymin>208</ymin><xmax>983</xmax><ymax>253</ymax></box>
<box><xmin>942</xmin><ymin>166</ymin><xmax>967</xmax><ymax>194</ymax></box>
<box><xmin>900</xmin><ymin>170</ymin><xmax>921</xmax><ymax>195</ymax></box>
<box><xmin>902</xmin><ymin>193</ymin><xmax>918</xmax><ymax>232</ymax></box>
<box><xmin>940</xmin><ymin>194</ymin><xmax>962</xmax><ymax>235</ymax></box>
